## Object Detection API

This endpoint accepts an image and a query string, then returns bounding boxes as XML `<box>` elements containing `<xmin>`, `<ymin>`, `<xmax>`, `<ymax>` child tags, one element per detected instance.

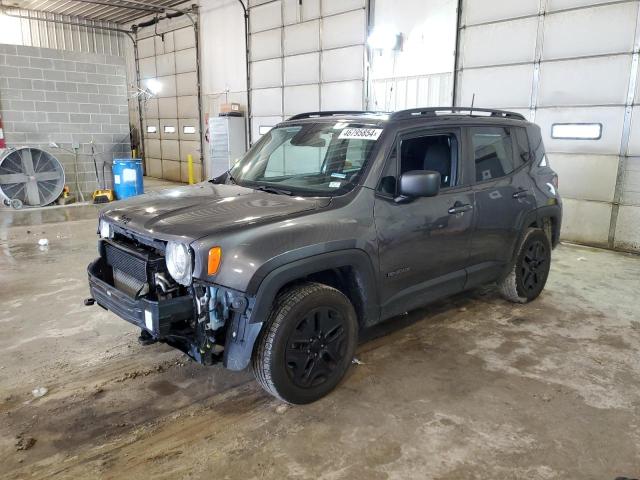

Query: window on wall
<box><xmin>471</xmin><ymin>127</ymin><xmax>517</xmax><ymax>182</ymax></box>
<box><xmin>551</xmin><ymin>123</ymin><xmax>602</xmax><ymax>140</ymax></box>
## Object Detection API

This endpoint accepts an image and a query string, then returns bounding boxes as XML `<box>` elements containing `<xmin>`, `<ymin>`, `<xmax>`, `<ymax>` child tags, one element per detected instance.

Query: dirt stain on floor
<box><xmin>1</xmin><ymin>216</ymin><xmax>640</xmax><ymax>479</ymax></box>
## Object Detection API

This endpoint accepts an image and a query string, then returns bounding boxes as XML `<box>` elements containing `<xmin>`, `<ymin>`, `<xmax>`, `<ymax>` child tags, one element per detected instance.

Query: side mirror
<box><xmin>397</xmin><ymin>170</ymin><xmax>441</xmax><ymax>201</ymax></box>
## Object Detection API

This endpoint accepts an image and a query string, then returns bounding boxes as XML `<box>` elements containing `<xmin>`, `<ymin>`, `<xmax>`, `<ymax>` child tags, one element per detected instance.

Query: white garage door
<box><xmin>248</xmin><ymin>0</ymin><xmax>368</xmax><ymax>141</ymax></box>
<box><xmin>137</xmin><ymin>26</ymin><xmax>202</xmax><ymax>182</ymax></box>
<box><xmin>456</xmin><ymin>0</ymin><xmax>640</xmax><ymax>252</ymax></box>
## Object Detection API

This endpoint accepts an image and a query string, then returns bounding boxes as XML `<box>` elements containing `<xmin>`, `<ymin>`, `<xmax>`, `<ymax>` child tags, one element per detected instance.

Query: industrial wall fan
<box><xmin>0</xmin><ymin>147</ymin><xmax>65</xmax><ymax>208</ymax></box>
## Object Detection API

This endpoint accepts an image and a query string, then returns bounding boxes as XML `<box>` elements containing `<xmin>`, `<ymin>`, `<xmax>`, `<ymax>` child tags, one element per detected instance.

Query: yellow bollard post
<box><xmin>132</xmin><ymin>148</ymin><xmax>137</xmax><ymax>158</ymax></box>
<box><xmin>187</xmin><ymin>154</ymin><xmax>195</xmax><ymax>185</ymax></box>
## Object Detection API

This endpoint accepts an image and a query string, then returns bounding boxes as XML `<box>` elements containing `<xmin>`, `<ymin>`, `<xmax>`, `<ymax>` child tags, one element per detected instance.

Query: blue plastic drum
<box><xmin>112</xmin><ymin>158</ymin><xmax>144</xmax><ymax>200</ymax></box>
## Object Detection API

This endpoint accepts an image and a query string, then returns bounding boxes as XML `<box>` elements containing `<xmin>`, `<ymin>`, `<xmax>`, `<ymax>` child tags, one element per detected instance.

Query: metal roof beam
<box><xmin>61</xmin><ymin>0</ymin><xmax>164</xmax><ymax>14</ymax></box>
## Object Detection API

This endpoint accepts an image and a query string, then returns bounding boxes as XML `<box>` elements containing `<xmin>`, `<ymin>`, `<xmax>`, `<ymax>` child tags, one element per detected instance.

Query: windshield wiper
<box><xmin>227</xmin><ymin>171</ymin><xmax>237</xmax><ymax>184</ymax></box>
<box><xmin>253</xmin><ymin>185</ymin><xmax>293</xmax><ymax>196</ymax></box>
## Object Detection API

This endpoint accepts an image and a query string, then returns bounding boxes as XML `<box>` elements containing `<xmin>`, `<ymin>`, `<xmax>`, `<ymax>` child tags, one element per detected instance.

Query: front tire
<box><xmin>252</xmin><ymin>282</ymin><xmax>358</xmax><ymax>404</ymax></box>
<box><xmin>498</xmin><ymin>228</ymin><xmax>552</xmax><ymax>303</ymax></box>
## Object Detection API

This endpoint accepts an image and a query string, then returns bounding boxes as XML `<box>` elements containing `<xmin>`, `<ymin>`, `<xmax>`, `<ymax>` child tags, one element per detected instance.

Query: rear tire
<box><xmin>498</xmin><ymin>228</ymin><xmax>551</xmax><ymax>303</ymax></box>
<box><xmin>252</xmin><ymin>282</ymin><xmax>358</xmax><ymax>404</ymax></box>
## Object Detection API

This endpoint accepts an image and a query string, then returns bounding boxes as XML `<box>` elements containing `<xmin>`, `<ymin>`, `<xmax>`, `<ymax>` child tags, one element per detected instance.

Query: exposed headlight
<box><xmin>99</xmin><ymin>219</ymin><xmax>112</xmax><ymax>239</ymax></box>
<box><xmin>165</xmin><ymin>241</ymin><xmax>193</xmax><ymax>286</ymax></box>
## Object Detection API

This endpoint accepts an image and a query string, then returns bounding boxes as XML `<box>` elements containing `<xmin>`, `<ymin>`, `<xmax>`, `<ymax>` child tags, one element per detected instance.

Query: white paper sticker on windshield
<box><xmin>338</xmin><ymin>128</ymin><xmax>383</xmax><ymax>141</ymax></box>
<box><xmin>329</xmin><ymin>181</ymin><xmax>342</xmax><ymax>188</ymax></box>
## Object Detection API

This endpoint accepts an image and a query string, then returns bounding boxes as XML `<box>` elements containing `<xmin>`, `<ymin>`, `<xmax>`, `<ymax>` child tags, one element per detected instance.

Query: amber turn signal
<box><xmin>208</xmin><ymin>247</ymin><xmax>222</xmax><ymax>275</ymax></box>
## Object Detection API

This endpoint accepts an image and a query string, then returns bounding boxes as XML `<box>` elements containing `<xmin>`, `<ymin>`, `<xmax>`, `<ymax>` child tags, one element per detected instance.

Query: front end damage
<box><xmin>87</xmin><ymin>235</ymin><xmax>262</xmax><ymax>370</ymax></box>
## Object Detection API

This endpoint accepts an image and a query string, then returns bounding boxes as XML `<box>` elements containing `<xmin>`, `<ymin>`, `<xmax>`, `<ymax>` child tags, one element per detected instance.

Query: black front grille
<box><xmin>105</xmin><ymin>242</ymin><xmax>147</xmax><ymax>282</ymax></box>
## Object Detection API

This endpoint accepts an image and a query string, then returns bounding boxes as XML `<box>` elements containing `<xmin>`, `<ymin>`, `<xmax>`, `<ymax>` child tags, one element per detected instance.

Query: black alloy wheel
<box><xmin>285</xmin><ymin>307</ymin><xmax>348</xmax><ymax>389</ymax></box>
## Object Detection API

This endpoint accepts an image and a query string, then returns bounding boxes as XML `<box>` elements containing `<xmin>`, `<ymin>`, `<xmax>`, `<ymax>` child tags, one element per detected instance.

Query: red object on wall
<box><xmin>0</xmin><ymin>115</ymin><xmax>6</xmax><ymax>149</ymax></box>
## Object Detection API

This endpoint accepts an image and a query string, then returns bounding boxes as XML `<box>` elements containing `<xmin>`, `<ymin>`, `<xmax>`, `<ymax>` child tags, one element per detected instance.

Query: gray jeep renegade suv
<box><xmin>87</xmin><ymin>107</ymin><xmax>562</xmax><ymax>404</ymax></box>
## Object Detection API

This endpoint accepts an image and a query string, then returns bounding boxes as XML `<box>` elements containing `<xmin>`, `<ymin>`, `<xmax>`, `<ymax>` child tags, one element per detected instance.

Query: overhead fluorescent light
<box><xmin>551</xmin><ymin>123</ymin><xmax>602</xmax><ymax>140</ymax></box>
<box><xmin>367</xmin><ymin>27</ymin><xmax>402</xmax><ymax>51</ymax></box>
<box><xmin>145</xmin><ymin>78</ymin><xmax>162</xmax><ymax>95</ymax></box>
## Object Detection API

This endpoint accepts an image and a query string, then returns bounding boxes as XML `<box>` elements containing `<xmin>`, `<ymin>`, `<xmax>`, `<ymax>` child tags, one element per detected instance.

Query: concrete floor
<box><xmin>0</xmin><ymin>203</ymin><xmax>639</xmax><ymax>480</ymax></box>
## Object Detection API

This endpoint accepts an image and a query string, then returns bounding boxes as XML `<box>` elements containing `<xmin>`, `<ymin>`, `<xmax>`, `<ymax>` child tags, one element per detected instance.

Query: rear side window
<box><xmin>471</xmin><ymin>126</ymin><xmax>517</xmax><ymax>182</ymax></box>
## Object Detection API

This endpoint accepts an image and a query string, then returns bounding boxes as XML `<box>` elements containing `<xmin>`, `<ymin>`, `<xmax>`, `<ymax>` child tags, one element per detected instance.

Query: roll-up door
<box><xmin>456</xmin><ymin>0</ymin><xmax>640</xmax><ymax>252</ymax></box>
<box><xmin>248</xmin><ymin>0</ymin><xmax>368</xmax><ymax>141</ymax></box>
<box><xmin>138</xmin><ymin>26</ymin><xmax>201</xmax><ymax>182</ymax></box>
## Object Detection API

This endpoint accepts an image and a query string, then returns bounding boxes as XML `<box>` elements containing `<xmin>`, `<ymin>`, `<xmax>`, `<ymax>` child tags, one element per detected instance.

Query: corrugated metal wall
<box><xmin>456</xmin><ymin>0</ymin><xmax>640</xmax><ymax>253</ymax></box>
<box><xmin>0</xmin><ymin>11</ymin><xmax>124</xmax><ymax>56</ymax></box>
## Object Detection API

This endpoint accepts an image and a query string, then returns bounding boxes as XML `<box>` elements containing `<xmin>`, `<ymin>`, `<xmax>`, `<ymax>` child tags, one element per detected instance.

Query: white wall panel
<box><xmin>250</xmin><ymin>1</ymin><xmax>283</xmax><ymax>33</ymax></box>
<box><xmin>322</xmin><ymin>46</ymin><xmax>364</xmax><ymax>82</ymax></box>
<box><xmin>284</xmin><ymin>85</ymin><xmax>320</xmax><ymax>115</ymax></box>
<box><xmin>155</xmin><ymin>33</ymin><xmax>175</xmax><ymax>55</ymax></box>
<box><xmin>173</xmin><ymin>27</ymin><xmax>196</xmax><ymax>51</ymax></box>
<box><xmin>463</xmin><ymin>0</ymin><xmax>538</xmax><ymax>25</ymax></box>
<box><xmin>614</xmin><ymin>205</ymin><xmax>640</xmax><ymax>251</ymax></box>
<box><xmin>139</xmin><ymin>57</ymin><xmax>156</xmax><ymax>79</ymax></box>
<box><xmin>251</xmin><ymin>87</ymin><xmax>283</xmax><ymax>115</ymax></box>
<box><xmin>322</xmin><ymin>0</ymin><xmax>365</xmax><ymax>16</ymax></box>
<box><xmin>461</xmin><ymin>18</ymin><xmax>537</xmax><ymax>68</ymax></box>
<box><xmin>627</xmin><ymin>108</ymin><xmax>640</xmax><ymax>158</ymax></box>
<box><xmin>548</xmin><ymin>153</ymin><xmax>619</xmax><ymax>202</ymax></box>
<box><xmin>283</xmin><ymin>0</ymin><xmax>321</xmax><ymax>23</ymax></box>
<box><xmin>158</xmin><ymin>97</ymin><xmax>178</xmax><ymax>118</ymax></box>
<box><xmin>536</xmin><ymin>107</ymin><xmax>625</xmax><ymax>155</ymax></box>
<box><xmin>621</xmin><ymin>157</ymin><xmax>640</xmax><ymax>205</ymax></box>
<box><xmin>251</xmin><ymin>115</ymin><xmax>284</xmax><ymax>140</ymax></box>
<box><xmin>251</xmin><ymin>58</ymin><xmax>283</xmax><ymax>88</ymax></box>
<box><xmin>321</xmin><ymin>81</ymin><xmax>363</xmax><ymax>110</ymax></box>
<box><xmin>177</xmin><ymin>96</ymin><xmax>198</xmax><ymax>118</ymax></box>
<box><xmin>156</xmin><ymin>76</ymin><xmax>177</xmax><ymax>98</ymax></box>
<box><xmin>175</xmin><ymin>48</ymin><xmax>197</xmax><ymax>73</ymax></box>
<box><xmin>283</xmin><ymin>21</ymin><xmax>320</xmax><ymax>55</ymax></box>
<box><xmin>321</xmin><ymin>10</ymin><xmax>366</xmax><ymax>49</ymax></box>
<box><xmin>176</xmin><ymin>72</ymin><xmax>198</xmax><ymax>96</ymax></box>
<box><xmin>284</xmin><ymin>53</ymin><xmax>320</xmax><ymax>85</ymax></box>
<box><xmin>156</xmin><ymin>53</ymin><xmax>176</xmax><ymax>76</ymax></box>
<box><xmin>458</xmin><ymin>64</ymin><xmax>534</xmax><ymax>108</ymax></box>
<box><xmin>251</xmin><ymin>29</ymin><xmax>282</xmax><ymax>61</ymax></box>
<box><xmin>138</xmin><ymin>37</ymin><xmax>155</xmax><ymax>58</ymax></box>
<box><xmin>561</xmin><ymin>198</ymin><xmax>613</xmax><ymax>246</ymax></box>
<box><xmin>547</xmin><ymin>0</ymin><xmax>623</xmax><ymax>12</ymax></box>
<box><xmin>542</xmin><ymin>3</ymin><xmax>638</xmax><ymax>60</ymax></box>
<box><xmin>538</xmin><ymin>56</ymin><xmax>631</xmax><ymax>107</ymax></box>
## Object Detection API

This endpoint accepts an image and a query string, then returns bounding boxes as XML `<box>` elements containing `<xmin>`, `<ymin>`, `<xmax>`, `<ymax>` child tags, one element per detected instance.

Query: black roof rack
<box><xmin>287</xmin><ymin>111</ymin><xmax>387</xmax><ymax>121</ymax></box>
<box><xmin>390</xmin><ymin>107</ymin><xmax>526</xmax><ymax>121</ymax></box>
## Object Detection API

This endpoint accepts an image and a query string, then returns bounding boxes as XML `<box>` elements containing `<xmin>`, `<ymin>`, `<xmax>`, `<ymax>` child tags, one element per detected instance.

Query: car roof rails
<box><xmin>287</xmin><ymin>111</ymin><xmax>388</xmax><ymax>121</ymax></box>
<box><xmin>390</xmin><ymin>107</ymin><xmax>526</xmax><ymax>121</ymax></box>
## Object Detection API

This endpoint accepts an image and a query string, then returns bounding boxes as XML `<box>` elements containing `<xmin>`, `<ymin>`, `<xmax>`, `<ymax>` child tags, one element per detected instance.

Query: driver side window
<box><xmin>377</xmin><ymin>133</ymin><xmax>457</xmax><ymax>196</ymax></box>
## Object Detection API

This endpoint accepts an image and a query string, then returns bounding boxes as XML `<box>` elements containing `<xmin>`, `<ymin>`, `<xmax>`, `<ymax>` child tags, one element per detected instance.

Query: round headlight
<box><xmin>165</xmin><ymin>241</ymin><xmax>193</xmax><ymax>285</ymax></box>
<box><xmin>99</xmin><ymin>219</ymin><xmax>112</xmax><ymax>239</ymax></box>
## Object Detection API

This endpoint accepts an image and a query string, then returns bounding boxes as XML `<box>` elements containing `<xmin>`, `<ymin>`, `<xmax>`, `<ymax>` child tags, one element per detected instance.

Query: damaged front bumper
<box><xmin>87</xmin><ymin>257</ymin><xmax>263</xmax><ymax>371</ymax></box>
<box><xmin>87</xmin><ymin>258</ymin><xmax>195</xmax><ymax>336</ymax></box>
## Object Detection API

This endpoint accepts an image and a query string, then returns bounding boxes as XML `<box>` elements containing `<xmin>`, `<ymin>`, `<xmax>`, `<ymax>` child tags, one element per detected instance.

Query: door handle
<box><xmin>448</xmin><ymin>203</ymin><xmax>473</xmax><ymax>215</ymax></box>
<box><xmin>513</xmin><ymin>189</ymin><xmax>529</xmax><ymax>199</ymax></box>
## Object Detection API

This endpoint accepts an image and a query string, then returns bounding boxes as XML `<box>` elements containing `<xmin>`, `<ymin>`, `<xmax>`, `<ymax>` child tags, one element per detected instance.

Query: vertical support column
<box><xmin>609</xmin><ymin>0</ymin><xmax>640</xmax><ymax>248</ymax></box>
<box><xmin>133</xmin><ymin>32</ymin><xmax>146</xmax><ymax>168</ymax></box>
<box><xmin>451</xmin><ymin>0</ymin><xmax>463</xmax><ymax>107</ymax></box>
<box><xmin>529</xmin><ymin>0</ymin><xmax>547</xmax><ymax>123</ymax></box>
<box><xmin>193</xmin><ymin>6</ymin><xmax>205</xmax><ymax>181</ymax></box>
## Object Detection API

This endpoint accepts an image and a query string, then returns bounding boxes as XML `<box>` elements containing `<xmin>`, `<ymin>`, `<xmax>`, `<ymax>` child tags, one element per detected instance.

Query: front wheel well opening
<box><xmin>277</xmin><ymin>267</ymin><xmax>366</xmax><ymax>326</ymax></box>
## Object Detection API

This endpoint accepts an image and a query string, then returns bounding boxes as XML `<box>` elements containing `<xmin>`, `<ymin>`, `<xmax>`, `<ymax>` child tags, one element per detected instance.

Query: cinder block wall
<box><xmin>0</xmin><ymin>44</ymin><xmax>131</xmax><ymax>200</ymax></box>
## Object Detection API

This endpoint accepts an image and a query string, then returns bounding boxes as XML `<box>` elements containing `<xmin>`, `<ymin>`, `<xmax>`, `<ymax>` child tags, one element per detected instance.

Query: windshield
<box><xmin>228</xmin><ymin>122</ymin><xmax>382</xmax><ymax>196</ymax></box>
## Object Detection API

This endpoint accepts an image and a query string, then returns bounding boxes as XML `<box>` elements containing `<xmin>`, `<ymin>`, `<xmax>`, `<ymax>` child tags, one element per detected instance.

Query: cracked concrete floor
<box><xmin>0</xmin><ymin>207</ymin><xmax>639</xmax><ymax>480</ymax></box>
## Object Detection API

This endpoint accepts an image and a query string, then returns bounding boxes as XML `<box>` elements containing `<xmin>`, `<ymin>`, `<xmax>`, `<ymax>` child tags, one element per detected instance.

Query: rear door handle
<box><xmin>513</xmin><ymin>189</ymin><xmax>529</xmax><ymax>199</ymax></box>
<box><xmin>448</xmin><ymin>203</ymin><xmax>473</xmax><ymax>215</ymax></box>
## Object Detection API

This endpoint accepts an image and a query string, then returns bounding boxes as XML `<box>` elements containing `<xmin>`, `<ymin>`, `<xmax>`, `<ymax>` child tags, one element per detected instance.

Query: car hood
<box><xmin>101</xmin><ymin>182</ymin><xmax>328</xmax><ymax>242</ymax></box>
